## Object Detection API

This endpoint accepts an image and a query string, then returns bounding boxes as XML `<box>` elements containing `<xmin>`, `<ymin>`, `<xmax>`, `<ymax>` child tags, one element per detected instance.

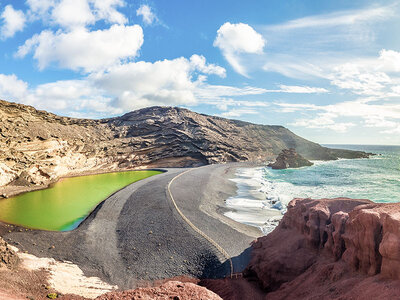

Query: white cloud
<box><xmin>220</xmin><ymin>108</ymin><xmax>259</xmax><ymax>118</ymax></box>
<box><xmin>277</xmin><ymin>98</ymin><xmax>400</xmax><ymax>133</ymax></box>
<box><xmin>205</xmin><ymin>98</ymin><xmax>269</xmax><ymax>112</ymax></box>
<box><xmin>260</xmin><ymin>4</ymin><xmax>396</xmax><ymax>81</ymax></box>
<box><xmin>263</xmin><ymin>58</ymin><xmax>326</xmax><ymax>80</ymax></box>
<box><xmin>378</xmin><ymin>49</ymin><xmax>400</xmax><ymax>73</ymax></box>
<box><xmin>381</xmin><ymin>125</ymin><xmax>400</xmax><ymax>134</ymax></box>
<box><xmin>26</xmin><ymin>0</ymin><xmax>54</xmax><ymax>15</ymax></box>
<box><xmin>278</xmin><ymin>85</ymin><xmax>329</xmax><ymax>93</ymax></box>
<box><xmin>189</xmin><ymin>54</ymin><xmax>226</xmax><ymax>77</ymax></box>
<box><xmin>195</xmin><ymin>85</ymin><xmax>267</xmax><ymax>100</ymax></box>
<box><xmin>275</xmin><ymin>102</ymin><xmax>318</xmax><ymax>113</ymax></box>
<box><xmin>33</xmin><ymin>79</ymin><xmax>122</xmax><ymax>116</ymax></box>
<box><xmin>330</xmin><ymin>63</ymin><xmax>391</xmax><ymax>96</ymax></box>
<box><xmin>214</xmin><ymin>22</ymin><xmax>265</xmax><ymax>54</ymax></box>
<box><xmin>264</xmin><ymin>49</ymin><xmax>400</xmax><ymax>100</ymax></box>
<box><xmin>198</xmin><ymin>83</ymin><xmax>327</xmax><ymax>97</ymax></box>
<box><xmin>0</xmin><ymin>74</ymin><xmax>120</xmax><ymax>118</ymax></box>
<box><xmin>0</xmin><ymin>74</ymin><xmax>29</xmax><ymax>101</ymax></box>
<box><xmin>364</xmin><ymin>116</ymin><xmax>398</xmax><ymax>129</ymax></box>
<box><xmin>214</xmin><ymin>22</ymin><xmax>265</xmax><ymax>76</ymax></box>
<box><xmin>136</xmin><ymin>4</ymin><xmax>156</xmax><ymax>25</ymax></box>
<box><xmin>0</xmin><ymin>5</ymin><xmax>26</xmax><ymax>39</ymax></box>
<box><xmin>90</xmin><ymin>55</ymin><xmax>230</xmax><ymax>111</ymax></box>
<box><xmin>268</xmin><ymin>5</ymin><xmax>393</xmax><ymax>30</ymax></box>
<box><xmin>0</xmin><ymin>53</ymin><xmax>266</xmax><ymax>118</ymax></box>
<box><xmin>51</xmin><ymin>0</ymin><xmax>95</xmax><ymax>29</ymax></box>
<box><xmin>26</xmin><ymin>0</ymin><xmax>127</xmax><ymax>26</ymax></box>
<box><xmin>290</xmin><ymin>112</ymin><xmax>355</xmax><ymax>133</ymax></box>
<box><xmin>16</xmin><ymin>24</ymin><xmax>144</xmax><ymax>72</ymax></box>
<box><xmin>91</xmin><ymin>0</ymin><xmax>127</xmax><ymax>25</ymax></box>
<box><xmin>327</xmin><ymin>50</ymin><xmax>400</xmax><ymax>97</ymax></box>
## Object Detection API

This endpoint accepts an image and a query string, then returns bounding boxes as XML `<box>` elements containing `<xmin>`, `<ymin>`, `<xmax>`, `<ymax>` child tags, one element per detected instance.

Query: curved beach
<box><xmin>0</xmin><ymin>163</ymin><xmax>261</xmax><ymax>289</ymax></box>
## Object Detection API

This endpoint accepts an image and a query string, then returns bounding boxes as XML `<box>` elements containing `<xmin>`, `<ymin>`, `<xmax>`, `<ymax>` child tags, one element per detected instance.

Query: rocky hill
<box><xmin>0</xmin><ymin>99</ymin><xmax>369</xmax><ymax>196</ymax></box>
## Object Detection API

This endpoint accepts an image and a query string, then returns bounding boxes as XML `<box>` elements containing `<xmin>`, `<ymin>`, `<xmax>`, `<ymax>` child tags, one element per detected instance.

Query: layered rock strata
<box><xmin>0</xmin><ymin>100</ymin><xmax>370</xmax><ymax>196</ymax></box>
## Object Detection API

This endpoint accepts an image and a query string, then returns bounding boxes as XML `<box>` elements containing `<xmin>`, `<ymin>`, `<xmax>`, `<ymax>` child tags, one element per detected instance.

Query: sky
<box><xmin>1</xmin><ymin>0</ymin><xmax>400</xmax><ymax>145</ymax></box>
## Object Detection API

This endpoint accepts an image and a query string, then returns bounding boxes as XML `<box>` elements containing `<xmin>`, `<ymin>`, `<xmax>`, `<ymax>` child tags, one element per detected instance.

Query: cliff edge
<box><xmin>242</xmin><ymin>198</ymin><xmax>400</xmax><ymax>299</ymax></box>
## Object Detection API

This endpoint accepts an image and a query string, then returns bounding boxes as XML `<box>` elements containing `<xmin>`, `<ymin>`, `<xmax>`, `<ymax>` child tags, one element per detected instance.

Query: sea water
<box><xmin>225</xmin><ymin>145</ymin><xmax>400</xmax><ymax>234</ymax></box>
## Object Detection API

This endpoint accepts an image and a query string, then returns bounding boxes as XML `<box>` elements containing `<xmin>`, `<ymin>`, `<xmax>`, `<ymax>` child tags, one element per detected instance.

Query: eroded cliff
<box><xmin>0</xmin><ymin>100</ymin><xmax>369</xmax><ymax>196</ymax></box>
<box><xmin>243</xmin><ymin>198</ymin><xmax>400</xmax><ymax>299</ymax></box>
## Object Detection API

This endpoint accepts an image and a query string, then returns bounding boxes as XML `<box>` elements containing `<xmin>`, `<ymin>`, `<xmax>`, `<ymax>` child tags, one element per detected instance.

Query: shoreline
<box><xmin>0</xmin><ymin>166</ymin><xmax>167</xmax><ymax>199</ymax></box>
<box><xmin>0</xmin><ymin>162</ymin><xmax>264</xmax><ymax>294</ymax></box>
<box><xmin>198</xmin><ymin>163</ymin><xmax>264</xmax><ymax>238</ymax></box>
<box><xmin>225</xmin><ymin>166</ymin><xmax>285</xmax><ymax>235</ymax></box>
<box><xmin>0</xmin><ymin>169</ymin><xmax>166</xmax><ymax>232</ymax></box>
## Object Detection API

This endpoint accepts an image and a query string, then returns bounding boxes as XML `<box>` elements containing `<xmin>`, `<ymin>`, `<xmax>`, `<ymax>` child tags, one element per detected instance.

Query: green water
<box><xmin>0</xmin><ymin>170</ymin><xmax>162</xmax><ymax>231</ymax></box>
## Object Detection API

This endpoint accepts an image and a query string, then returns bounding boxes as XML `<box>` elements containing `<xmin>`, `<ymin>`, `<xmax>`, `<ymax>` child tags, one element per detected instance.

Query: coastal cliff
<box><xmin>243</xmin><ymin>198</ymin><xmax>400</xmax><ymax>299</ymax></box>
<box><xmin>202</xmin><ymin>198</ymin><xmax>400</xmax><ymax>299</ymax></box>
<box><xmin>0</xmin><ymin>99</ymin><xmax>369</xmax><ymax>196</ymax></box>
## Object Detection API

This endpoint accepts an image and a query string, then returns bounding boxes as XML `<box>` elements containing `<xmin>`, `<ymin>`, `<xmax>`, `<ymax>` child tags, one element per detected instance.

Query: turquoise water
<box><xmin>263</xmin><ymin>145</ymin><xmax>400</xmax><ymax>204</ymax></box>
<box><xmin>225</xmin><ymin>145</ymin><xmax>400</xmax><ymax>234</ymax></box>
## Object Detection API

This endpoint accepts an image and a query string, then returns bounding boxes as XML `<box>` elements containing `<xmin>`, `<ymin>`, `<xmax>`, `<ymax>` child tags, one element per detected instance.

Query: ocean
<box><xmin>224</xmin><ymin>145</ymin><xmax>400</xmax><ymax>234</ymax></box>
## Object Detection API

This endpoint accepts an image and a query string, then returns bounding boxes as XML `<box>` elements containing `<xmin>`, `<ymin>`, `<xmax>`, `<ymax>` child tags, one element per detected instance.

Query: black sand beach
<box><xmin>0</xmin><ymin>163</ymin><xmax>262</xmax><ymax>289</ymax></box>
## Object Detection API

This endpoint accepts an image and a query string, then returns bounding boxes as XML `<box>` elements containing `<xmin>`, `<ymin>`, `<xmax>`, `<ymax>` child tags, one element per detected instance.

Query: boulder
<box><xmin>268</xmin><ymin>148</ymin><xmax>313</xmax><ymax>169</ymax></box>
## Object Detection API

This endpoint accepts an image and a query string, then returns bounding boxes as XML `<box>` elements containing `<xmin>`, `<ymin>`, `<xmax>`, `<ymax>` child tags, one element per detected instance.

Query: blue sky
<box><xmin>1</xmin><ymin>0</ymin><xmax>400</xmax><ymax>145</ymax></box>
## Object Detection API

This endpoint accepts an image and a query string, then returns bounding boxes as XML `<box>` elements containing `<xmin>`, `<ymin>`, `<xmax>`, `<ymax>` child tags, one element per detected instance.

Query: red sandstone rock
<box><xmin>239</xmin><ymin>198</ymin><xmax>400</xmax><ymax>299</ymax></box>
<box><xmin>343</xmin><ymin>203</ymin><xmax>400</xmax><ymax>279</ymax></box>
<box><xmin>199</xmin><ymin>277</ymin><xmax>265</xmax><ymax>300</ymax></box>
<box><xmin>95</xmin><ymin>281</ymin><xmax>222</xmax><ymax>300</ymax></box>
<box><xmin>245</xmin><ymin>197</ymin><xmax>372</xmax><ymax>291</ymax></box>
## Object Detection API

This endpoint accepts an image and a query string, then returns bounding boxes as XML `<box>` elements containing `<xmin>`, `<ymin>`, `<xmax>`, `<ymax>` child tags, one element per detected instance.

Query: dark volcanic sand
<box><xmin>0</xmin><ymin>163</ymin><xmax>262</xmax><ymax>290</ymax></box>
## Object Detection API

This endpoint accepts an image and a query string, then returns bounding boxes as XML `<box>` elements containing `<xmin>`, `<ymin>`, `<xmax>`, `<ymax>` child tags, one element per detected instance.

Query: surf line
<box><xmin>167</xmin><ymin>168</ymin><xmax>234</xmax><ymax>278</ymax></box>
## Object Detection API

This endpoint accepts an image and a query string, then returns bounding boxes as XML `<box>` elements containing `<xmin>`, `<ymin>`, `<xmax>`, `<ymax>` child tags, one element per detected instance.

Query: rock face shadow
<box><xmin>201</xmin><ymin>245</ymin><xmax>253</xmax><ymax>279</ymax></box>
<box><xmin>231</xmin><ymin>246</ymin><xmax>252</xmax><ymax>274</ymax></box>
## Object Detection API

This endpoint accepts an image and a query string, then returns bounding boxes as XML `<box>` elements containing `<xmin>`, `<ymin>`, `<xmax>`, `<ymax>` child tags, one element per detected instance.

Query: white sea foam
<box><xmin>224</xmin><ymin>167</ymin><xmax>286</xmax><ymax>235</ymax></box>
<box><xmin>225</xmin><ymin>147</ymin><xmax>400</xmax><ymax>235</ymax></box>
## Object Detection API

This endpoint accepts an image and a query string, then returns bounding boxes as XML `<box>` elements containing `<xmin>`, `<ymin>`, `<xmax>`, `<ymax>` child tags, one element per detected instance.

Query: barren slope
<box><xmin>0</xmin><ymin>100</ymin><xmax>369</xmax><ymax>195</ymax></box>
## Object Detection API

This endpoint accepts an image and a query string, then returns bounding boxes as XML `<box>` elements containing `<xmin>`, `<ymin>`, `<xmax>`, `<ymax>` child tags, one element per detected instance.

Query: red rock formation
<box><xmin>343</xmin><ymin>203</ymin><xmax>400</xmax><ymax>279</ymax></box>
<box><xmin>240</xmin><ymin>198</ymin><xmax>400</xmax><ymax>299</ymax></box>
<box><xmin>95</xmin><ymin>281</ymin><xmax>222</xmax><ymax>300</ymax></box>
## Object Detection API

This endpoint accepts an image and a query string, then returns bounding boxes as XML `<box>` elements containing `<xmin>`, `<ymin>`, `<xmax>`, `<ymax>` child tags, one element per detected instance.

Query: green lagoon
<box><xmin>0</xmin><ymin>170</ymin><xmax>162</xmax><ymax>231</ymax></box>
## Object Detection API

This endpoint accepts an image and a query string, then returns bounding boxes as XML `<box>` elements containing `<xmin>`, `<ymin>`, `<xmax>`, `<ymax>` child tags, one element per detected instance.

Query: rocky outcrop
<box><xmin>0</xmin><ymin>99</ymin><xmax>370</xmax><ymax>196</ymax></box>
<box><xmin>268</xmin><ymin>148</ymin><xmax>313</xmax><ymax>169</ymax></box>
<box><xmin>240</xmin><ymin>198</ymin><xmax>400</xmax><ymax>299</ymax></box>
<box><xmin>343</xmin><ymin>202</ymin><xmax>400</xmax><ymax>279</ymax></box>
<box><xmin>95</xmin><ymin>281</ymin><xmax>222</xmax><ymax>300</ymax></box>
<box><xmin>0</xmin><ymin>237</ymin><xmax>19</xmax><ymax>269</ymax></box>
